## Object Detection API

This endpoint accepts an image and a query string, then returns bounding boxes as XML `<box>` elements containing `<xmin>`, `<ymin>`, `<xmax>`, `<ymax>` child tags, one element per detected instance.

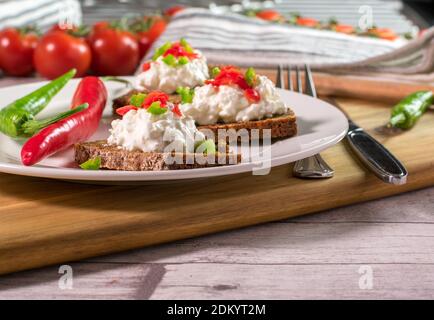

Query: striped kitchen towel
<box><xmin>0</xmin><ymin>0</ymin><xmax>82</xmax><ymax>31</ymax></box>
<box><xmin>144</xmin><ymin>8</ymin><xmax>434</xmax><ymax>84</ymax></box>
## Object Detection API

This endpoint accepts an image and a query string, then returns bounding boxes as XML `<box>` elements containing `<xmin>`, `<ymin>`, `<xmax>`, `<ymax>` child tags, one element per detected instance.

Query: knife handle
<box><xmin>346</xmin><ymin>126</ymin><xmax>408</xmax><ymax>185</ymax></box>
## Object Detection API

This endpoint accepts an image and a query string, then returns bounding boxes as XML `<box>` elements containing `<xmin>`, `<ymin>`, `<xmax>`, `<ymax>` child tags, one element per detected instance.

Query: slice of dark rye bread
<box><xmin>74</xmin><ymin>141</ymin><xmax>241</xmax><ymax>171</ymax></box>
<box><xmin>198</xmin><ymin>111</ymin><xmax>297</xmax><ymax>140</ymax></box>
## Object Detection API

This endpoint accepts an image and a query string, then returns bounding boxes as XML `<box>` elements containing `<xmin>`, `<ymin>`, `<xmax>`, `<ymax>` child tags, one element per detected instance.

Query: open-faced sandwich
<box><xmin>75</xmin><ymin>91</ymin><xmax>241</xmax><ymax>171</ymax></box>
<box><xmin>114</xmin><ymin>60</ymin><xmax>296</xmax><ymax>141</ymax></box>
<box><xmin>113</xmin><ymin>38</ymin><xmax>209</xmax><ymax>112</ymax></box>
<box><xmin>181</xmin><ymin>65</ymin><xmax>297</xmax><ymax>140</ymax></box>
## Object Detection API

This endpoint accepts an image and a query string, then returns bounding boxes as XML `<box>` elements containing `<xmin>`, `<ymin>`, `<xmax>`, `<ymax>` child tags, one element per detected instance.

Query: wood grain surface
<box><xmin>1</xmin><ymin>187</ymin><xmax>433</xmax><ymax>299</ymax></box>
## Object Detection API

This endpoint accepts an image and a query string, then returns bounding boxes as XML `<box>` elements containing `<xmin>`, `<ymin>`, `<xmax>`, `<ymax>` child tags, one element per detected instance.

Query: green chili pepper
<box><xmin>389</xmin><ymin>91</ymin><xmax>433</xmax><ymax>129</ymax></box>
<box><xmin>22</xmin><ymin>103</ymin><xmax>88</xmax><ymax>136</ymax></box>
<box><xmin>0</xmin><ymin>69</ymin><xmax>76</xmax><ymax>138</ymax></box>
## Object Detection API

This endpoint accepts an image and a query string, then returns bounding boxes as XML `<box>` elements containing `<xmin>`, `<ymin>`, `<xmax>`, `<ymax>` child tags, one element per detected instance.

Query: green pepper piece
<box><xmin>178</xmin><ymin>56</ymin><xmax>189</xmax><ymax>65</ymax></box>
<box><xmin>129</xmin><ymin>93</ymin><xmax>147</xmax><ymax>107</ymax></box>
<box><xmin>245</xmin><ymin>67</ymin><xmax>257</xmax><ymax>87</ymax></box>
<box><xmin>211</xmin><ymin>67</ymin><xmax>221</xmax><ymax>78</ymax></box>
<box><xmin>152</xmin><ymin>42</ymin><xmax>172</xmax><ymax>61</ymax></box>
<box><xmin>180</xmin><ymin>38</ymin><xmax>194</xmax><ymax>53</ymax></box>
<box><xmin>195</xmin><ymin>139</ymin><xmax>216</xmax><ymax>154</ymax></box>
<box><xmin>176</xmin><ymin>87</ymin><xmax>194</xmax><ymax>103</ymax></box>
<box><xmin>80</xmin><ymin>156</ymin><xmax>101</xmax><ymax>170</ymax></box>
<box><xmin>389</xmin><ymin>91</ymin><xmax>433</xmax><ymax>129</ymax></box>
<box><xmin>147</xmin><ymin>101</ymin><xmax>167</xmax><ymax>115</ymax></box>
<box><xmin>162</xmin><ymin>54</ymin><xmax>177</xmax><ymax>66</ymax></box>
<box><xmin>0</xmin><ymin>69</ymin><xmax>76</xmax><ymax>138</ymax></box>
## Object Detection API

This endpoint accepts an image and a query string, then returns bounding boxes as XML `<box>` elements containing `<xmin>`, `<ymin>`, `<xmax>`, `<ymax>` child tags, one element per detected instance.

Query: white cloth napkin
<box><xmin>0</xmin><ymin>0</ymin><xmax>82</xmax><ymax>31</ymax></box>
<box><xmin>144</xmin><ymin>8</ymin><xmax>434</xmax><ymax>85</ymax></box>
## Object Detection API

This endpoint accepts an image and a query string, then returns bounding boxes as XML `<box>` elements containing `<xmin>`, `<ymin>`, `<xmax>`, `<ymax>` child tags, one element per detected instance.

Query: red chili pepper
<box><xmin>21</xmin><ymin>77</ymin><xmax>108</xmax><ymax>166</ymax></box>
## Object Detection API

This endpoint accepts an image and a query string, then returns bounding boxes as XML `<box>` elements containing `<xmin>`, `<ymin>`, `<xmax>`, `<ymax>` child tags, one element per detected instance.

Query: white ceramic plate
<box><xmin>0</xmin><ymin>77</ymin><xmax>348</xmax><ymax>183</ymax></box>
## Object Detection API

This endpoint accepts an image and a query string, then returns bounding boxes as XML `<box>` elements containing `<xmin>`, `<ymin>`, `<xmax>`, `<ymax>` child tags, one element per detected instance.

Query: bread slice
<box><xmin>75</xmin><ymin>140</ymin><xmax>241</xmax><ymax>171</ymax></box>
<box><xmin>198</xmin><ymin>111</ymin><xmax>297</xmax><ymax>140</ymax></box>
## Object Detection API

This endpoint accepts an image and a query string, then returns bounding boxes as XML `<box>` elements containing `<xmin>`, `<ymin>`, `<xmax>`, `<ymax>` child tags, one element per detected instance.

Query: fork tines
<box><xmin>276</xmin><ymin>64</ymin><xmax>317</xmax><ymax>98</ymax></box>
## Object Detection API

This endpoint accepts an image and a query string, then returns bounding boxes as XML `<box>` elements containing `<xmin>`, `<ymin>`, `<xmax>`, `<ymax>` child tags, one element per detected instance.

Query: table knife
<box><xmin>329</xmin><ymin>99</ymin><xmax>408</xmax><ymax>185</ymax></box>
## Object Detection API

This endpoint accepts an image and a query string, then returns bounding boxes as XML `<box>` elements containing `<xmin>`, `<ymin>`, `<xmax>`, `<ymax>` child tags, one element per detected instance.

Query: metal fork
<box><xmin>276</xmin><ymin>64</ymin><xmax>334</xmax><ymax>179</ymax></box>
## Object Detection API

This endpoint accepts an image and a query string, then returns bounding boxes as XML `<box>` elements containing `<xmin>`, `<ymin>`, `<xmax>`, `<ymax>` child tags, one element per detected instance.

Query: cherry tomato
<box><xmin>296</xmin><ymin>17</ymin><xmax>319</xmax><ymax>27</ymax></box>
<box><xmin>0</xmin><ymin>28</ymin><xmax>38</xmax><ymax>76</ymax></box>
<box><xmin>33</xmin><ymin>31</ymin><xmax>91</xmax><ymax>79</ymax></box>
<box><xmin>136</xmin><ymin>31</ymin><xmax>152</xmax><ymax>60</ymax></box>
<box><xmin>92</xmin><ymin>21</ymin><xmax>110</xmax><ymax>34</ymax></box>
<box><xmin>165</xmin><ymin>5</ymin><xmax>185</xmax><ymax>17</ymax></box>
<box><xmin>334</xmin><ymin>24</ymin><xmax>354</xmax><ymax>34</ymax></box>
<box><xmin>48</xmin><ymin>24</ymin><xmax>78</xmax><ymax>34</ymax></box>
<box><xmin>144</xmin><ymin>17</ymin><xmax>167</xmax><ymax>43</ymax></box>
<box><xmin>256</xmin><ymin>10</ymin><xmax>282</xmax><ymax>21</ymax></box>
<box><xmin>89</xmin><ymin>28</ymin><xmax>139</xmax><ymax>76</ymax></box>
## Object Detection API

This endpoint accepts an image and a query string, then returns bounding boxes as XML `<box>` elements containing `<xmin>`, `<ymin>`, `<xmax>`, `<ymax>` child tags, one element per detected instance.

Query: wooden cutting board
<box><xmin>0</xmin><ymin>97</ymin><xmax>433</xmax><ymax>275</ymax></box>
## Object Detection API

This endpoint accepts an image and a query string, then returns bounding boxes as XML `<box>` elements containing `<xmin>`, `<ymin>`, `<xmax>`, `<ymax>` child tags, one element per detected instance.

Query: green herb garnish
<box><xmin>180</xmin><ymin>38</ymin><xmax>193</xmax><ymax>53</ymax></box>
<box><xmin>152</xmin><ymin>41</ymin><xmax>172</xmax><ymax>61</ymax></box>
<box><xmin>162</xmin><ymin>54</ymin><xmax>177</xmax><ymax>66</ymax></box>
<box><xmin>129</xmin><ymin>93</ymin><xmax>147</xmax><ymax>107</ymax></box>
<box><xmin>178</xmin><ymin>56</ymin><xmax>189</xmax><ymax>65</ymax></box>
<box><xmin>147</xmin><ymin>101</ymin><xmax>167</xmax><ymax>115</ymax></box>
<box><xmin>176</xmin><ymin>87</ymin><xmax>195</xmax><ymax>103</ymax></box>
<box><xmin>80</xmin><ymin>156</ymin><xmax>101</xmax><ymax>170</ymax></box>
<box><xmin>245</xmin><ymin>67</ymin><xmax>257</xmax><ymax>87</ymax></box>
<box><xmin>195</xmin><ymin>139</ymin><xmax>216</xmax><ymax>154</ymax></box>
<box><xmin>211</xmin><ymin>67</ymin><xmax>221</xmax><ymax>78</ymax></box>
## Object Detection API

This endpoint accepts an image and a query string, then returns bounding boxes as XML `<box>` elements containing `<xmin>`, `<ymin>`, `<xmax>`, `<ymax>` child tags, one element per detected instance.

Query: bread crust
<box><xmin>198</xmin><ymin>111</ymin><xmax>297</xmax><ymax>140</ymax></box>
<box><xmin>74</xmin><ymin>140</ymin><xmax>241</xmax><ymax>171</ymax></box>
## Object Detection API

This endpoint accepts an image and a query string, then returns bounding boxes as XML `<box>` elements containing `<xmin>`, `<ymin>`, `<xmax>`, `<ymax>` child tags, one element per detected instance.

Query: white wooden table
<box><xmin>0</xmin><ymin>185</ymin><xmax>433</xmax><ymax>299</ymax></box>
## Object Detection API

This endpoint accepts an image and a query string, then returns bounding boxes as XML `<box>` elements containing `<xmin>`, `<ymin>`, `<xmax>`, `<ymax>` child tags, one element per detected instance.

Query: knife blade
<box><xmin>328</xmin><ymin>99</ymin><xmax>408</xmax><ymax>185</ymax></box>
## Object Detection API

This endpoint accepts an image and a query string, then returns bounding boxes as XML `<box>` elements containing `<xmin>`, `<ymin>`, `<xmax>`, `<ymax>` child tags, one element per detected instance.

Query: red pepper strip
<box><xmin>116</xmin><ymin>105</ymin><xmax>138</xmax><ymax>116</ymax></box>
<box><xmin>171</xmin><ymin>104</ymin><xmax>183</xmax><ymax>117</ymax></box>
<box><xmin>21</xmin><ymin>77</ymin><xmax>108</xmax><ymax>166</ymax></box>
